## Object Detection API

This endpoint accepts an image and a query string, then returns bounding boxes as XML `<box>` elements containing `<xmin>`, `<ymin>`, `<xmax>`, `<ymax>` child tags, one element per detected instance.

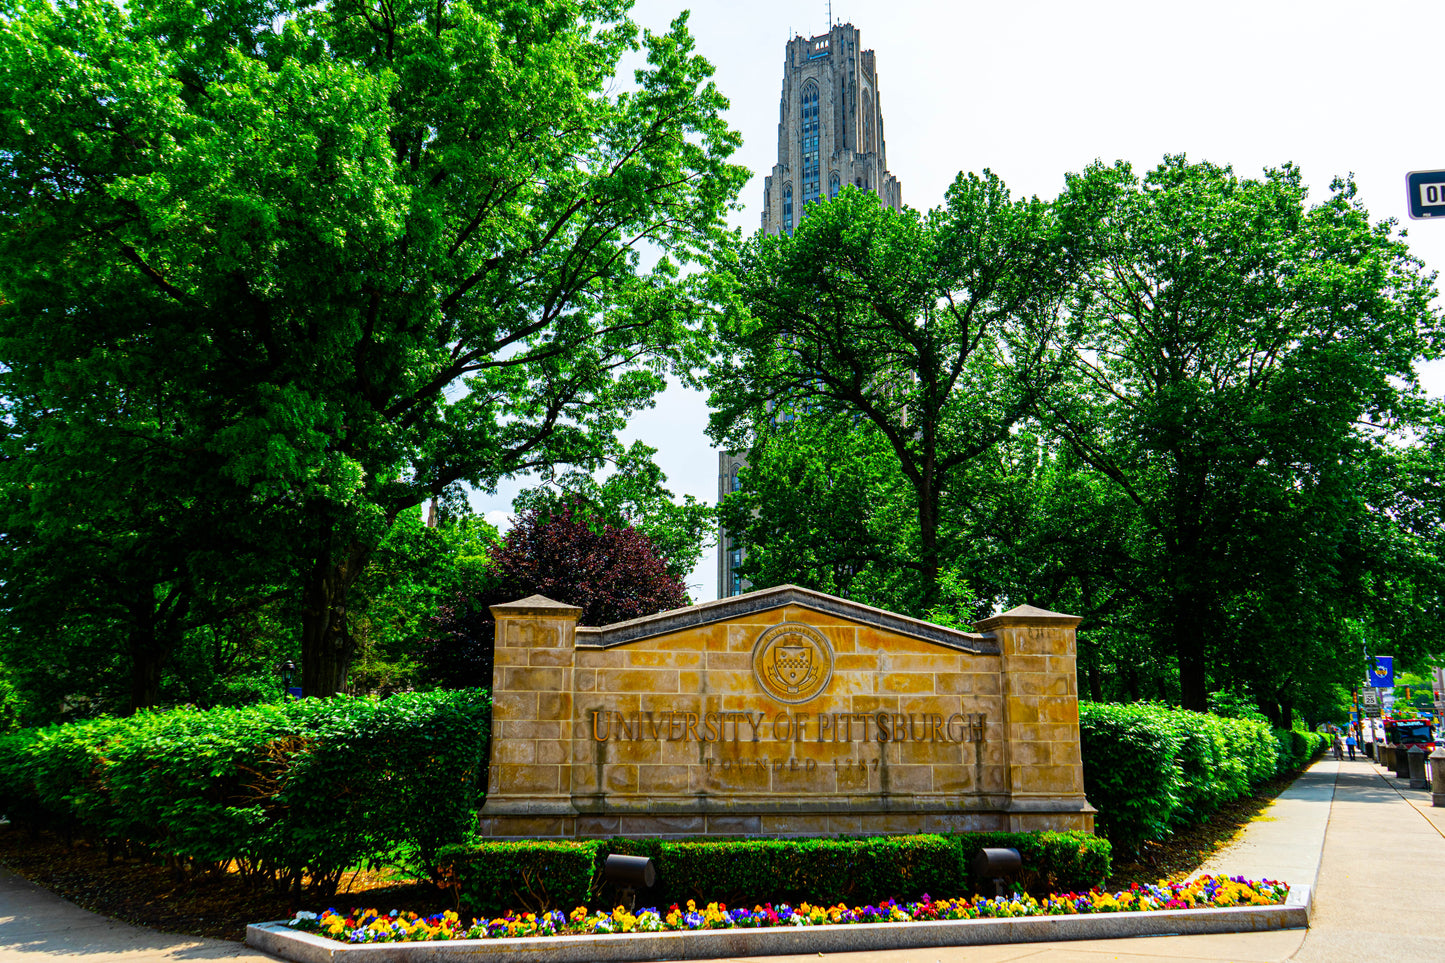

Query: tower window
<box><xmin>783</xmin><ymin>185</ymin><xmax>793</xmax><ymax>233</ymax></box>
<box><xmin>800</xmin><ymin>82</ymin><xmax>820</xmax><ymax>212</ymax></box>
<box><xmin>829</xmin><ymin>172</ymin><xmax>840</xmax><ymax>199</ymax></box>
<box><xmin>727</xmin><ymin>543</ymin><xmax>744</xmax><ymax>596</ymax></box>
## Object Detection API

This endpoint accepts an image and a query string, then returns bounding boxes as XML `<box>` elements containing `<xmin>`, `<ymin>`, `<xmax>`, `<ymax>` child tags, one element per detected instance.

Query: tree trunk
<box><xmin>1171</xmin><ymin>591</ymin><xmax>1210</xmax><ymax>712</ymax></box>
<box><xmin>124</xmin><ymin>583</ymin><xmax>188</xmax><ymax>715</ymax></box>
<box><xmin>127</xmin><ymin>633</ymin><xmax>166</xmax><ymax>715</ymax></box>
<box><xmin>300</xmin><ymin>540</ymin><xmax>372</xmax><ymax>697</ymax></box>
<box><xmin>916</xmin><ymin>477</ymin><xmax>940</xmax><ymax>611</ymax></box>
<box><xmin>1177</xmin><ymin>640</ymin><xmax>1208</xmax><ymax>712</ymax></box>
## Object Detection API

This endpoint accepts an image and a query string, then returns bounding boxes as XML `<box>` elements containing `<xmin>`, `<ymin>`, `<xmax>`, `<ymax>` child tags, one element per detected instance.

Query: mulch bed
<box><xmin>1106</xmin><ymin>770</ymin><xmax>1302</xmax><ymax>889</ymax></box>
<box><xmin>0</xmin><ymin>771</ymin><xmax>1303</xmax><ymax>944</ymax></box>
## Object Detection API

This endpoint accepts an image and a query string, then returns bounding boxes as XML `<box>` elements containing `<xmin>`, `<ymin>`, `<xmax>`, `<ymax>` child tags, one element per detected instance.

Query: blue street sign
<box><xmin>1368</xmin><ymin>656</ymin><xmax>1395</xmax><ymax>688</ymax></box>
<box><xmin>1407</xmin><ymin>170</ymin><xmax>1445</xmax><ymax>219</ymax></box>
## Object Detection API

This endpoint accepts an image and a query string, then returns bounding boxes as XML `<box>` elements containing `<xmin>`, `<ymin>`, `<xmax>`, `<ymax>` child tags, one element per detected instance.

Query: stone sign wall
<box><xmin>477</xmin><ymin>585</ymin><xmax>1094</xmax><ymax>838</ymax></box>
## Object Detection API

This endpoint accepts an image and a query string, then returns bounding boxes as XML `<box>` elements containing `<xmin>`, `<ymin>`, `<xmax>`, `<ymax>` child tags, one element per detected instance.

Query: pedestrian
<box><xmin>1345</xmin><ymin>731</ymin><xmax>1356</xmax><ymax>760</ymax></box>
<box><xmin>1333</xmin><ymin>734</ymin><xmax>1344</xmax><ymax>760</ymax></box>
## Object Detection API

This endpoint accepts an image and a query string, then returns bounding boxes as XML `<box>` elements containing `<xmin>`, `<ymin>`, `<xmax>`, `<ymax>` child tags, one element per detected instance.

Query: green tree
<box><xmin>0</xmin><ymin>0</ymin><xmax>746</xmax><ymax>697</ymax></box>
<box><xmin>0</xmin><ymin>319</ymin><xmax>291</xmax><ymax>713</ymax></box>
<box><xmin>718</xmin><ymin>414</ymin><xmax>917</xmax><ymax>607</ymax></box>
<box><xmin>936</xmin><ymin>435</ymin><xmax>1157</xmax><ymax>700</ymax></box>
<box><xmin>710</xmin><ymin>177</ymin><xmax>1077</xmax><ymax>611</ymax></box>
<box><xmin>1047</xmin><ymin>157</ymin><xmax>1442</xmax><ymax>712</ymax></box>
<box><xmin>343</xmin><ymin>506</ymin><xmax>496</xmax><ymax>694</ymax></box>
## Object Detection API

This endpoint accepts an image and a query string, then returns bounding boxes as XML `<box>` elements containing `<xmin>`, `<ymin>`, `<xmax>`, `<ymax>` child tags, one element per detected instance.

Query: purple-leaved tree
<box><xmin>421</xmin><ymin>502</ymin><xmax>687</xmax><ymax>689</ymax></box>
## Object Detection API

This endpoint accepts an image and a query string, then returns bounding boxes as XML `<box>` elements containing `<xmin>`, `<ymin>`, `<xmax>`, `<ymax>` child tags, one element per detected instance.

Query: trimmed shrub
<box><xmin>0</xmin><ymin>729</ymin><xmax>47</xmax><ymax>830</ymax></box>
<box><xmin>1079</xmin><ymin>702</ymin><xmax>1328</xmax><ymax>854</ymax></box>
<box><xmin>436</xmin><ymin>831</ymin><xmax>1111</xmax><ymax>916</ymax></box>
<box><xmin>1166</xmin><ymin>710</ymin><xmax>1228</xmax><ymax>827</ymax></box>
<box><xmin>1274</xmin><ymin>729</ymin><xmax>1327</xmax><ymax>772</ymax></box>
<box><xmin>1077</xmin><ymin>702</ymin><xmax>1184</xmax><ymax>848</ymax></box>
<box><xmin>954</xmin><ymin>831</ymin><xmax>1111</xmax><ymax>896</ymax></box>
<box><xmin>1225</xmin><ymin>716</ymin><xmax>1280</xmax><ymax>786</ymax></box>
<box><xmin>0</xmin><ymin>690</ymin><xmax>490</xmax><ymax>894</ymax></box>
<box><xmin>438</xmin><ymin>840</ymin><xmax>603</xmax><ymax>914</ymax></box>
<box><xmin>659</xmin><ymin>835</ymin><xmax>962</xmax><ymax>907</ymax></box>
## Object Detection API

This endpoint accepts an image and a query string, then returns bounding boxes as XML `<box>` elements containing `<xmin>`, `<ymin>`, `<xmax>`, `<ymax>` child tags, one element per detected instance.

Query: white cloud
<box><xmin>483</xmin><ymin>510</ymin><xmax>515</xmax><ymax>534</ymax></box>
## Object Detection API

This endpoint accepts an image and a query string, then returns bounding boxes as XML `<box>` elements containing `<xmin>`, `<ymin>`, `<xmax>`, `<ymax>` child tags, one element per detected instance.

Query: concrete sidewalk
<box><xmin>3</xmin><ymin>754</ymin><xmax>1443</xmax><ymax>962</ymax></box>
<box><xmin>0</xmin><ymin>865</ymin><xmax>277</xmax><ymax>963</ymax></box>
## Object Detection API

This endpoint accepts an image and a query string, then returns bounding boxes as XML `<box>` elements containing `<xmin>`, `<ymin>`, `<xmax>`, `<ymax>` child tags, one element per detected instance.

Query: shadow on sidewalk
<box><xmin>0</xmin><ymin>869</ymin><xmax>273</xmax><ymax>960</ymax></box>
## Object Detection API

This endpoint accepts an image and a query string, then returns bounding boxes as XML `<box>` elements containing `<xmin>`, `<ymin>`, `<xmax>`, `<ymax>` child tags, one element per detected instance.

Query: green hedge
<box><xmin>957</xmin><ymin>831</ymin><xmax>1112</xmax><ymax>897</ymax></box>
<box><xmin>439</xmin><ymin>840</ymin><xmax>604</xmax><ymax>914</ymax></box>
<box><xmin>1275</xmin><ymin>729</ymin><xmax>1328</xmax><ymax>773</ymax></box>
<box><xmin>437</xmin><ymin>831</ymin><xmax>1111</xmax><ymax>915</ymax></box>
<box><xmin>1079</xmin><ymin>702</ymin><xmax>1325</xmax><ymax>853</ymax></box>
<box><xmin>660</xmin><ymin>835</ymin><xmax>961</xmax><ymax>906</ymax></box>
<box><xmin>0</xmin><ymin>691</ymin><xmax>490</xmax><ymax>895</ymax></box>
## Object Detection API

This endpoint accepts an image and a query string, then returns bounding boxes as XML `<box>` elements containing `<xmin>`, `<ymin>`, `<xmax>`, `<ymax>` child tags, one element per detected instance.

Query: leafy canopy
<box><xmin>710</xmin><ymin>178</ymin><xmax>1078</xmax><ymax>610</ymax></box>
<box><xmin>0</xmin><ymin>0</ymin><xmax>747</xmax><ymax>697</ymax></box>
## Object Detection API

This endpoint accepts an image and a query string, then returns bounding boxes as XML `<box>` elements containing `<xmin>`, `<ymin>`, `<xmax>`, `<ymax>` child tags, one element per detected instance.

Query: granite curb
<box><xmin>246</xmin><ymin>885</ymin><xmax>1310</xmax><ymax>963</ymax></box>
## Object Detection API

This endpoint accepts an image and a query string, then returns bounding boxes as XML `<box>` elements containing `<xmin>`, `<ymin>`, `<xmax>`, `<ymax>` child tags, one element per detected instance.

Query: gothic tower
<box><xmin>759</xmin><ymin>23</ymin><xmax>902</xmax><ymax>237</ymax></box>
<box><xmin>718</xmin><ymin>23</ymin><xmax>902</xmax><ymax>599</ymax></box>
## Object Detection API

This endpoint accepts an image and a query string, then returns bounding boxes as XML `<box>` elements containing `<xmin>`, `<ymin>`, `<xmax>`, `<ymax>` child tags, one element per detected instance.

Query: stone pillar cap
<box><xmin>975</xmin><ymin>603</ymin><xmax>1082</xmax><ymax>631</ymax></box>
<box><xmin>490</xmin><ymin>594</ymin><xmax>584</xmax><ymax>620</ymax></box>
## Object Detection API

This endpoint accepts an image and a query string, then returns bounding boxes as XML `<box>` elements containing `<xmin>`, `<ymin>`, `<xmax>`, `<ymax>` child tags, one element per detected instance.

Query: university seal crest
<box><xmin>750</xmin><ymin>622</ymin><xmax>834</xmax><ymax>704</ymax></box>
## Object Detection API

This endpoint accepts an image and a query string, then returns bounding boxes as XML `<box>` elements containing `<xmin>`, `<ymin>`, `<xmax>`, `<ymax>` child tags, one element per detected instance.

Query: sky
<box><xmin>473</xmin><ymin>0</ymin><xmax>1445</xmax><ymax>602</ymax></box>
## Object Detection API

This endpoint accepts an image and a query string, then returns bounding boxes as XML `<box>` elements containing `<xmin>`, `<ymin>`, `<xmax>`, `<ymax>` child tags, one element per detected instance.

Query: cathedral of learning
<box><xmin>718</xmin><ymin>22</ymin><xmax>903</xmax><ymax>599</ymax></box>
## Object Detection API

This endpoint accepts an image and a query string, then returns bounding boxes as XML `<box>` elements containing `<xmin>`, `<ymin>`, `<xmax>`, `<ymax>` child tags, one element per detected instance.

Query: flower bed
<box><xmin>285</xmin><ymin>875</ymin><xmax>1289</xmax><ymax>944</ymax></box>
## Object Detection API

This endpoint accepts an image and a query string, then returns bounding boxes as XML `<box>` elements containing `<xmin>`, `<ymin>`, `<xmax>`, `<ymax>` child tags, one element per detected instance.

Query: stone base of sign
<box><xmin>477</xmin><ymin>799</ymin><xmax>1096</xmax><ymax>840</ymax></box>
<box><xmin>478</xmin><ymin>585</ymin><xmax>1096</xmax><ymax>839</ymax></box>
<box><xmin>247</xmin><ymin>886</ymin><xmax>1309</xmax><ymax>963</ymax></box>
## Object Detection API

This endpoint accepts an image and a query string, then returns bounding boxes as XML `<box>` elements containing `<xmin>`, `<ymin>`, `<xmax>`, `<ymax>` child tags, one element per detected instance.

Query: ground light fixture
<box><xmin>603</xmin><ymin>854</ymin><xmax>656</xmax><ymax>910</ymax></box>
<box><xmin>971</xmin><ymin>846</ymin><xmax>1022</xmax><ymax>897</ymax></box>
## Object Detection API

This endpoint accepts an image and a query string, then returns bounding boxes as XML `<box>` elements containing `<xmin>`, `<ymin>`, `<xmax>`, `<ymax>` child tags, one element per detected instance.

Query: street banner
<box><xmin>1368</xmin><ymin>655</ymin><xmax>1394</xmax><ymax>688</ymax></box>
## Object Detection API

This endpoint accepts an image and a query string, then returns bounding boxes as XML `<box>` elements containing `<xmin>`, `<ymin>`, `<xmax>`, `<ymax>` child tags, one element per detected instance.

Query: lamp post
<box><xmin>280</xmin><ymin>660</ymin><xmax>298</xmax><ymax>700</ymax></box>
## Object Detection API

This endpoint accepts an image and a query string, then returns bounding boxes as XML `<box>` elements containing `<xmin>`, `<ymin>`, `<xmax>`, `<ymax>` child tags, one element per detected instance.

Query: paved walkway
<box><xmin>2</xmin><ymin>754</ymin><xmax>1443</xmax><ymax>962</ymax></box>
<box><xmin>0</xmin><ymin>867</ymin><xmax>275</xmax><ymax>963</ymax></box>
